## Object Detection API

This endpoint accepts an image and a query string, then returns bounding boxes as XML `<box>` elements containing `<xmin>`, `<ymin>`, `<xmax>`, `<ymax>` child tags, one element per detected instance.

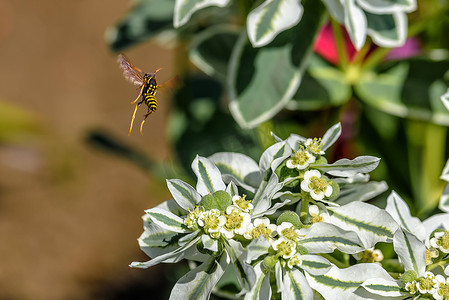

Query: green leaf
<box><xmin>287</xmin><ymin>55</ymin><xmax>351</xmax><ymax>111</ymax></box>
<box><xmin>247</xmin><ymin>0</ymin><xmax>303</xmax><ymax>47</ymax></box>
<box><xmin>298</xmin><ymin>222</ymin><xmax>365</xmax><ymax>254</ymax></box>
<box><xmin>191</xmin><ymin>155</ymin><xmax>226</xmax><ymax>196</ymax></box>
<box><xmin>167</xmin><ymin>179</ymin><xmax>202</xmax><ymax>211</ymax></box>
<box><xmin>385</xmin><ymin>191</ymin><xmax>426</xmax><ymax>241</ymax></box>
<box><xmin>393</xmin><ymin>229</ymin><xmax>426</xmax><ymax>276</ymax></box>
<box><xmin>169</xmin><ymin>254</ymin><xmax>229</xmax><ymax>300</ymax></box>
<box><xmin>282</xmin><ymin>268</ymin><xmax>313</xmax><ymax>299</ymax></box>
<box><xmin>189</xmin><ymin>25</ymin><xmax>240</xmax><ymax>79</ymax></box>
<box><xmin>361</xmin><ymin>278</ymin><xmax>405</xmax><ymax>297</ymax></box>
<box><xmin>305</xmin><ymin>263</ymin><xmax>394</xmax><ymax>299</ymax></box>
<box><xmin>313</xmin><ymin>156</ymin><xmax>380</xmax><ymax>177</ymax></box>
<box><xmin>365</xmin><ymin>11</ymin><xmax>406</xmax><ymax>48</ymax></box>
<box><xmin>328</xmin><ymin>202</ymin><xmax>399</xmax><ymax>248</ymax></box>
<box><xmin>174</xmin><ymin>0</ymin><xmax>230</xmax><ymax>28</ymax></box>
<box><xmin>228</xmin><ymin>0</ymin><xmax>326</xmax><ymax>128</ymax></box>
<box><xmin>355</xmin><ymin>55</ymin><xmax>449</xmax><ymax>126</ymax></box>
<box><xmin>208</xmin><ymin>152</ymin><xmax>262</xmax><ymax>193</ymax></box>
<box><xmin>106</xmin><ymin>0</ymin><xmax>175</xmax><ymax>51</ymax></box>
<box><xmin>145</xmin><ymin>207</ymin><xmax>188</xmax><ymax>233</ymax></box>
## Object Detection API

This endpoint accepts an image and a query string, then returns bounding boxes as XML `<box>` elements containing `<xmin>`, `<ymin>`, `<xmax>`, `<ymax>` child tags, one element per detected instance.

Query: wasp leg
<box><xmin>130</xmin><ymin>85</ymin><xmax>145</xmax><ymax>105</ymax></box>
<box><xmin>139</xmin><ymin>110</ymin><xmax>153</xmax><ymax>135</ymax></box>
<box><xmin>128</xmin><ymin>103</ymin><xmax>139</xmax><ymax>136</ymax></box>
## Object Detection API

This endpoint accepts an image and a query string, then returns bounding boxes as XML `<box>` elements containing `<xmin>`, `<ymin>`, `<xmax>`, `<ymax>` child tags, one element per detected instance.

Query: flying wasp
<box><xmin>117</xmin><ymin>54</ymin><xmax>164</xmax><ymax>135</ymax></box>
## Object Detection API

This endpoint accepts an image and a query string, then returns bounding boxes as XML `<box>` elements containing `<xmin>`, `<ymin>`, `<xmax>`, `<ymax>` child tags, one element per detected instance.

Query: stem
<box><xmin>427</xmin><ymin>260</ymin><xmax>449</xmax><ymax>272</ymax></box>
<box><xmin>320</xmin><ymin>253</ymin><xmax>348</xmax><ymax>268</ymax></box>
<box><xmin>330</xmin><ymin>18</ymin><xmax>348</xmax><ymax>70</ymax></box>
<box><xmin>300</xmin><ymin>196</ymin><xmax>310</xmax><ymax>223</ymax></box>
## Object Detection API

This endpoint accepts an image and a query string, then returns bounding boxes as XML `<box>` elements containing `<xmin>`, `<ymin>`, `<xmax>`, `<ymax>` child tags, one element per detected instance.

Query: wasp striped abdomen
<box><xmin>117</xmin><ymin>53</ymin><xmax>165</xmax><ymax>135</ymax></box>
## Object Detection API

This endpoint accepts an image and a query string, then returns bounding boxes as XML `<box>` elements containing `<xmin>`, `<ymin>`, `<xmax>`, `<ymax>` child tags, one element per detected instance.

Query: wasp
<box><xmin>117</xmin><ymin>54</ymin><xmax>164</xmax><ymax>135</ymax></box>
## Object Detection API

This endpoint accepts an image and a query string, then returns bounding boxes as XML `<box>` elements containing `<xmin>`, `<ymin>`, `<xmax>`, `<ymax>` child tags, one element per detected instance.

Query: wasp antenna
<box><xmin>128</xmin><ymin>104</ymin><xmax>139</xmax><ymax>136</ymax></box>
<box><xmin>154</xmin><ymin>67</ymin><xmax>163</xmax><ymax>74</ymax></box>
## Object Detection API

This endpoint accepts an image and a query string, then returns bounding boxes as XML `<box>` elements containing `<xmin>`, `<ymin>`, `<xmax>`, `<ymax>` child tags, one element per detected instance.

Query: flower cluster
<box><xmin>130</xmin><ymin>123</ymin><xmax>449</xmax><ymax>300</ymax></box>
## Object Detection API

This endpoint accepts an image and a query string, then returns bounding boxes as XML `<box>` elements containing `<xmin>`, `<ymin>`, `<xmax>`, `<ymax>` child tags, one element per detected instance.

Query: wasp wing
<box><xmin>117</xmin><ymin>54</ymin><xmax>144</xmax><ymax>86</ymax></box>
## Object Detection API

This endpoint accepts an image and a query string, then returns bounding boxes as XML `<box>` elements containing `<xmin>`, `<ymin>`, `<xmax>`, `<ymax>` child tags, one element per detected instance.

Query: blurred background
<box><xmin>0</xmin><ymin>1</ymin><xmax>178</xmax><ymax>299</ymax></box>
<box><xmin>2</xmin><ymin>0</ymin><xmax>449</xmax><ymax>299</ymax></box>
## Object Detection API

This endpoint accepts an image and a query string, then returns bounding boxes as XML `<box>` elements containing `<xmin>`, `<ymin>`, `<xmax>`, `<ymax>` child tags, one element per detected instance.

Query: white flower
<box><xmin>244</xmin><ymin>217</ymin><xmax>277</xmax><ymax>240</ymax></box>
<box><xmin>308</xmin><ymin>204</ymin><xmax>329</xmax><ymax>223</ymax></box>
<box><xmin>416</xmin><ymin>272</ymin><xmax>437</xmax><ymax>295</ymax></box>
<box><xmin>305</xmin><ymin>138</ymin><xmax>324</xmax><ymax>155</ymax></box>
<box><xmin>405</xmin><ymin>281</ymin><xmax>417</xmax><ymax>294</ymax></box>
<box><xmin>286</xmin><ymin>147</ymin><xmax>316</xmax><ymax>170</ymax></box>
<box><xmin>301</xmin><ymin>170</ymin><xmax>333</xmax><ymax>201</ymax></box>
<box><xmin>433</xmin><ymin>275</ymin><xmax>449</xmax><ymax>300</ymax></box>
<box><xmin>231</xmin><ymin>194</ymin><xmax>253</xmax><ymax>212</ymax></box>
<box><xmin>287</xmin><ymin>253</ymin><xmax>302</xmax><ymax>268</ymax></box>
<box><xmin>430</xmin><ymin>231</ymin><xmax>449</xmax><ymax>254</ymax></box>
<box><xmin>276</xmin><ymin>222</ymin><xmax>301</xmax><ymax>242</ymax></box>
<box><xmin>272</xmin><ymin>237</ymin><xmax>296</xmax><ymax>259</ymax></box>
<box><xmin>220</xmin><ymin>206</ymin><xmax>251</xmax><ymax>239</ymax></box>
<box><xmin>197</xmin><ymin>209</ymin><xmax>226</xmax><ymax>237</ymax></box>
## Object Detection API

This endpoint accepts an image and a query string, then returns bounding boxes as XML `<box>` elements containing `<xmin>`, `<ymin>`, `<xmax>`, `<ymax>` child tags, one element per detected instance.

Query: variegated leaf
<box><xmin>423</xmin><ymin>213</ymin><xmax>449</xmax><ymax>241</ymax></box>
<box><xmin>191</xmin><ymin>155</ymin><xmax>226</xmax><ymax>196</ymax></box>
<box><xmin>439</xmin><ymin>184</ymin><xmax>449</xmax><ymax>213</ymax></box>
<box><xmin>244</xmin><ymin>237</ymin><xmax>272</xmax><ymax>264</ymax></box>
<box><xmin>209</xmin><ymin>152</ymin><xmax>262</xmax><ymax>192</ymax></box>
<box><xmin>145</xmin><ymin>207</ymin><xmax>187</xmax><ymax>233</ymax></box>
<box><xmin>299</xmin><ymin>255</ymin><xmax>332</xmax><ymax>276</ymax></box>
<box><xmin>328</xmin><ymin>202</ymin><xmax>399</xmax><ymax>248</ymax></box>
<box><xmin>298</xmin><ymin>222</ymin><xmax>365</xmax><ymax>254</ymax></box>
<box><xmin>226</xmin><ymin>181</ymin><xmax>239</xmax><ymax>198</ymax></box>
<box><xmin>321</xmin><ymin>122</ymin><xmax>342</xmax><ymax>151</ymax></box>
<box><xmin>167</xmin><ymin>179</ymin><xmax>202</xmax><ymax>211</ymax></box>
<box><xmin>385</xmin><ymin>191</ymin><xmax>426</xmax><ymax>241</ymax></box>
<box><xmin>259</xmin><ymin>141</ymin><xmax>292</xmax><ymax>174</ymax></box>
<box><xmin>343</xmin><ymin>0</ymin><xmax>367</xmax><ymax>50</ymax></box>
<box><xmin>169</xmin><ymin>254</ymin><xmax>229</xmax><ymax>300</ymax></box>
<box><xmin>441</xmin><ymin>89</ymin><xmax>449</xmax><ymax>111</ymax></box>
<box><xmin>244</xmin><ymin>262</ymin><xmax>272</xmax><ymax>300</ymax></box>
<box><xmin>130</xmin><ymin>235</ymin><xmax>201</xmax><ymax>268</ymax></box>
<box><xmin>305</xmin><ymin>263</ymin><xmax>394</xmax><ymax>300</ymax></box>
<box><xmin>361</xmin><ymin>277</ymin><xmax>405</xmax><ymax>297</ymax></box>
<box><xmin>357</xmin><ymin>0</ymin><xmax>417</xmax><ymax>14</ymax></box>
<box><xmin>228</xmin><ymin>0</ymin><xmax>326</xmax><ymax>128</ymax></box>
<box><xmin>201</xmin><ymin>234</ymin><xmax>218</xmax><ymax>252</ymax></box>
<box><xmin>313</xmin><ymin>156</ymin><xmax>380</xmax><ymax>177</ymax></box>
<box><xmin>366</xmin><ymin>11</ymin><xmax>407</xmax><ymax>48</ymax></box>
<box><xmin>282</xmin><ymin>268</ymin><xmax>313</xmax><ymax>300</ymax></box>
<box><xmin>174</xmin><ymin>0</ymin><xmax>230</xmax><ymax>28</ymax></box>
<box><xmin>393</xmin><ymin>229</ymin><xmax>426</xmax><ymax>276</ymax></box>
<box><xmin>334</xmin><ymin>181</ymin><xmax>388</xmax><ymax>205</ymax></box>
<box><xmin>441</xmin><ymin>159</ymin><xmax>449</xmax><ymax>182</ymax></box>
<box><xmin>247</xmin><ymin>0</ymin><xmax>303</xmax><ymax>47</ymax></box>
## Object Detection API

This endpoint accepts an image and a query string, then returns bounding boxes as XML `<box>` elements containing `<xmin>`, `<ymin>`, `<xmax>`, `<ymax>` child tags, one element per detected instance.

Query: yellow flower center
<box><xmin>249</xmin><ymin>224</ymin><xmax>274</xmax><ymax>240</ymax></box>
<box><xmin>224</xmin><ymin>211</ymin><xmax>244</xmax><ymax>231</ymax></box>
<box><xmin>280</xmin><ymin>228</ymin><xmax>300</xmax><ymax>241</ymax></box>
<box><xmin>234</xmin><ymin>195</ymin><xmax>252</xmax><ymax>211</ymax></box>
<box><xmin>307</xmin><ymin>138</ymin><xmax>323</xmax><ymax>153</ymax></box>
<box><xmin>309</xmin><ymin>176</ymin><xmax>328</xmax><ymax>192</ymax></box>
